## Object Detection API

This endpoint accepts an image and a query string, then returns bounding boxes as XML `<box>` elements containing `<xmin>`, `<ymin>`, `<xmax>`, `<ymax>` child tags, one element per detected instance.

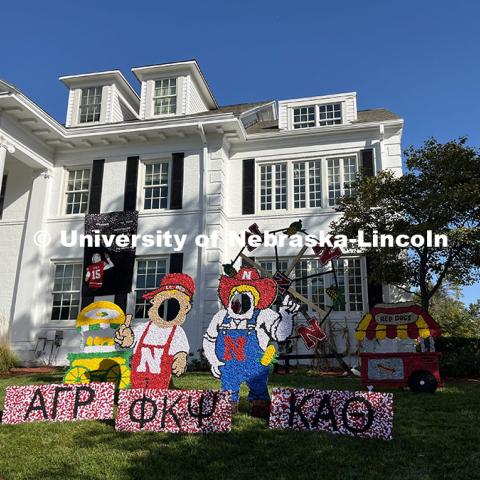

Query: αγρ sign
<box><xmin>2</xmin><ymin>382</ymin><xmax>115</xmax><ymax>425</ymax></box>
<box><xmin>115</xmin><ymin>389</ymin><xmax>232</xmax><ymax>433</ymax></box>
<box><xmin>269</xmin><ymin>388</ymin><xmax>393</xmax><ymax>440</ymax></box>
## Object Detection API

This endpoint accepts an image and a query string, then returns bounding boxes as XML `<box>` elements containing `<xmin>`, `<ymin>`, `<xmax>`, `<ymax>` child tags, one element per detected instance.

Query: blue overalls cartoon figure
<box><xmin>203</xmin><ymin>268</ymin><xmax>299</xmax><ymax>416</ymax></box>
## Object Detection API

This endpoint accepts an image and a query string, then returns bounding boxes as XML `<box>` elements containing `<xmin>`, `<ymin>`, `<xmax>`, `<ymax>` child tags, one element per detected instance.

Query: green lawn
<box><xmin>0</xmin><ymin>371</ymin><xmax>479</xmax><ymax>480</ymax></box>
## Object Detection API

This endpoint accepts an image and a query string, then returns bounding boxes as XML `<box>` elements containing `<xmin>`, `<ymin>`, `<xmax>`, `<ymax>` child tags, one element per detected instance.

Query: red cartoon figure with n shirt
<box><xmin>114</xmin><ymin>273</ymin><xmax>194</xmax><ymax>389</ymax></box>
<box><xmin>84</xmin><ymin>253</ymin><xmax>114</xmax><ymax>289</ymax></box>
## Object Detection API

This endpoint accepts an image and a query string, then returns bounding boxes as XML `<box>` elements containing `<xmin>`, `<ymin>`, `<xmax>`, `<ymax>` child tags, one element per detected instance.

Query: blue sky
<box><xmin>2</xmin><ymin>0</ymin><xmax>479</xmax><ymax>304</ymax></box>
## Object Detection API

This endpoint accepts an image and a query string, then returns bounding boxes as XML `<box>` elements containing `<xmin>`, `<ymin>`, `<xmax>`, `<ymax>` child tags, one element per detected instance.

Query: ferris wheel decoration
<box><xmin>223</xmin><ymin>220</ymin><xmax>353</xmax><ymax>376</ymax></box>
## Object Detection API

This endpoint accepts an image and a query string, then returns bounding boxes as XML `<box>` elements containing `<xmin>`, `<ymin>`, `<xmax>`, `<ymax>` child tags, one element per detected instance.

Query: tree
<box><xmin>330</xmin><ymin>137</ymin><xmax>480</xmax><ymax>311</ymax></box>
<box><xmin>425</xmin><ymin>285</ymin><xmax>480</xmax><ymax>337</ymax></box>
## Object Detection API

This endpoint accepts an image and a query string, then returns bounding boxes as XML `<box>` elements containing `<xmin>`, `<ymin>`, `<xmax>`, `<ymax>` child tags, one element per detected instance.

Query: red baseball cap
<box><xmin>143</xmin><ymin>273</ymin><xmax>195</xmax><ymax>300</ymax></box>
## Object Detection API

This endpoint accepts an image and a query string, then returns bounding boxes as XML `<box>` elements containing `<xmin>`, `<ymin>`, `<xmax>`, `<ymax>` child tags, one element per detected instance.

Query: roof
<box><xmin>245</xmin><ymin>108</ymin><xmax>401</xmax><ymax>134</ymax></box>
<box><xmin>214</xmin><ymin>101</ymin><xmax>274</xmax><ymax>117</ymax></box>
<box><xmin>132</xmin><ymin>60</ymin><xmax>218</xmax><ymax>109</ymax></box>
<box><xmin>58</xmin><ymin>70</ymin><xmax>140</xmax><ymax>106</ymax></box>
<box><xmin>354</xmin><ymin>108</ymin><xmax>401</xmax><ymax>123</ymax></box>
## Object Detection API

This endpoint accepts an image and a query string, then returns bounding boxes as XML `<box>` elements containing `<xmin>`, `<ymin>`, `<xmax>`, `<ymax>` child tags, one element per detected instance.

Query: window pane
<box><xmin>293</xmin><ymin>163</ymin><xmax>306</xmax><ymax>209</ymax></box>
<box><xmin>293</xmin><ymin>106</ymin><xmax>315</xmax><ymax>129</ymax></box>
<box><xmin>327</xmin><ymin>158</ymin><xmax>341</xmax><ymax>207</ymax></box>
<box><xmin>319</xmin><ymin>103</ymin><xmax>342</xmax><ymax>126</ymax></box>
<box><xmin>135</xmin><ymin>258</ymin><xmax>168</xmax><ymax>319</ymax></box>
<box><xmin>275</xmin><ymin>164</ymin><xmax>287</xmax><ymax>209</ymax></box>
<box><xmin>343</xmin><ymin>157</ymin><xmax>357</xmax><ymax>197</ymax></box>
<box><xmin>144</xmin><ymin>162</ymin><xmax>169</xmax><ymax>210</ymax></box>
<box><xmin>51</xmin><ymin>263</ymin><xmax>82</xmax><ymax>320</ymax></box>
<box><xmin>153</xmin><ymin>78</ymin><xmax>177</xmax><ymax>115</ymax></box>
<box><xmin>65</xmin><ymin>169</ymin><xmax>90</xmax><ymax>214</ymax></box>
<box><xmin>346</xmin><ymin>258</ymin><xmax>363</xmax><ymax>311</ymax></box>
<box><xmin>79</xmin><ymin>87</ymin><xmax>102</xmax><ymax>123</ymax></box>
<box><xmin>260</xmin><ymin>165</ymin><xmax>272</xmax><ymax>211</ymax></box>
<box><xmin>332</xmin><ymin>259</ymin><xmax>346</xmax><ymax>311</ymax></box>
<box><xmin>309</xmin><ymin>160</ymin><xmax>322</xmax><ymax>207</ymax></box>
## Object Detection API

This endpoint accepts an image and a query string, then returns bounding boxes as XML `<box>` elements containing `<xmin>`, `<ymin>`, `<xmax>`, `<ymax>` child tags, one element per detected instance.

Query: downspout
<box><xmin>197</xmin><ymin>123</ymin><xmax>208</xmax><ymax>339</ymax></box>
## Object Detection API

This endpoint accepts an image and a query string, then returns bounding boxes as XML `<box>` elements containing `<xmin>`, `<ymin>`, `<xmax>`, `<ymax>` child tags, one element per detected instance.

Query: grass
<box><xmin>0</xmin><ymin>371</ymin><xmax>479</xmax><ymax>480</ymax></box>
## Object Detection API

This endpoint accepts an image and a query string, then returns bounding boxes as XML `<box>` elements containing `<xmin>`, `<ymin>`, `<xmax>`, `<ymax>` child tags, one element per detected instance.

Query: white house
<box><xmin>0</xmin><ymin>60</ymin><xmax>403</xmax><ymax>367</ymax></box>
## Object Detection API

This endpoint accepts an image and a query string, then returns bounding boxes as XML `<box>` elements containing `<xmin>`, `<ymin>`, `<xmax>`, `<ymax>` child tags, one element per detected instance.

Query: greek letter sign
<box><xmin>269</xmin><ymin>388</ymin><xmax>393</xmax><ymax>440</ymax></box>
<box><xmin>115</xmin><ymin>389</ymin><xmax>232</xmax><ymax>433</ymax></box>
<box><xmin>2</xmin><ymin>383</ymin><xmax>115</xmax><ymax>425</ymax></box>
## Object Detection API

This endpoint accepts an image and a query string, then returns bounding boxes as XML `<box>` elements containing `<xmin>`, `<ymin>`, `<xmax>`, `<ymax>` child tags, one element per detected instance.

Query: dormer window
<box><xmin>319</xmin><ymin>103</ymin><xmax>342</xmax><ymax>125</ymax></box>
<box><xmin>292</xmin><ymin>102</ymin><xmax>343</xmax><ymax>129</ymax></box>
<box><xmin>153</xmin><ymin>78</ymin><xmax>177</xmax><ymax>115</ymax></box>
<box><xmin>79</xmin><ymin>87</ymin><xmax>102</xmax><ymax>123</ymax></box>
<box><xmin>293</xmin><ymin>106</ymin><xmax>315</xmax><ymax>129</ymax></box>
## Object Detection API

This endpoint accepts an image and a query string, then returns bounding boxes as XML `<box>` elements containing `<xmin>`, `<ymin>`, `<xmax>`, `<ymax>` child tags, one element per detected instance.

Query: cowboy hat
<box><xmin>218</xmin><ymin>268</ymin><xmax>277</xmax><ymax>310</ymax></box>
<box><xmin>143</xmin><ymin>273</ymin><xmax>195</xmax><ymax>300</ymax></box>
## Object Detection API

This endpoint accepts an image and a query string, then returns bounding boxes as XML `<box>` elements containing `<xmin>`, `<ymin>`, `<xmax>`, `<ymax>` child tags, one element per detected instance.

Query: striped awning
<box><xmin>355</xmin><ymin>302</ymin><xmax>441</xmax><ymax>341</ymax></box>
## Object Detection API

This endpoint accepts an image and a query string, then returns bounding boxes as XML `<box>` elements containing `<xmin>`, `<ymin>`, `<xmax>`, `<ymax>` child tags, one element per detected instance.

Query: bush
<box><xmin>0</xmin><ymin>342</ymin><xmax>17</xmax><ymax>373</ymax></box>
<box><xmin>436</xmin><ymin>337</ymin><xmax>480</xmax><ymax>378</ymax></box>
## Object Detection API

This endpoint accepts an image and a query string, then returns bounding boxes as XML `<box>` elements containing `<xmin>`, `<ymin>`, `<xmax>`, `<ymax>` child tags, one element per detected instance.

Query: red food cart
<box><xmin>355</xmin><ymin>302</ymin><xmax>442</xmax><ymax>393</ymax></box>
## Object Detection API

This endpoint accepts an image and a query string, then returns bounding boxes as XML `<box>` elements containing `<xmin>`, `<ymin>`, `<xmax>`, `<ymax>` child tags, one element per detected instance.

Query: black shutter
<box><xmin>82</xmin><ymin>159</ymin><xmax>105</xmax><ymax>308</ymax></box>
<box><xmin>361</xmin><ymin>149</ymin><xmax>375</xmax><ymax>177</ymax></box>
<box><xmin>87</xmin><ymin>159</ymin><xmax>104</xmax><ymax>214</ymax></box>
<box><xmin>169</xmin><ymin>253</ymin><xmax>183</xmax><ymax>273</ymax></box>
<box><xmin>242</xmin><ymin>159</ymin><xmax>255</xmax><ymax>215</ymax></box>
<box><xmin>170</xmin><ymin>152</ymin><xmax>184</xmax><ymax>210</ymax></box>
<box><xmin>114</xmin><ymin>156</ymin><xmax>140</xmax><ymax>311</ymax></box>
<box><xmin>124</xmin><ymin>156</ymin><xmax>139</xmax><ymax>211</ymax></box>
<box><xmin>366</xmin><ymin>256</ymin><xmax>383</xmax><ymax>308</ymax></box>
<box><xmin>0</xmin><ymin>175</ymin><xmax>8</xmax><ymax>220</ymax></box>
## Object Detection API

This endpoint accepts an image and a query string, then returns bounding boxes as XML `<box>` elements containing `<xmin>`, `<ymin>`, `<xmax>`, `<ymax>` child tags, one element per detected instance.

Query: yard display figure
<box><xmin>114</xmin><ymin>273</ymin><xmax>195</xmax><ymax>389</ymax></box>
<box><xmin>85</xmin><ymin>252</ymin><xmax>114</xmax><ymax>289</ymax></box>
<box><xmin>203</xmin><ymin>268</ymin><xmax>300</xmax><ymax>416</ymax></box>
<box><xmin>64</xmin><ymin>301</ymin><xmax>132</xmax><ymax>389</ymax></box>
<box><xmin>355</xmin><ymin>302</ymin><xmax>443</xmax><ymax>393</ymax></box>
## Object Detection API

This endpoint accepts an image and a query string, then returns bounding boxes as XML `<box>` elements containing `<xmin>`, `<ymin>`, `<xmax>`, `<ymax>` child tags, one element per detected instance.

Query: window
<box><xmin>292</xmin><ymin>103</ymin><xmax>342</xmax><ymax>129</ymax></box>
<box><xmin>293</xmin><ymin>163</ymin><xmax>306</xmax><ymax>208</ymax></box>
<box><xmin>0</xmin><ymin>175</ymin><xmax>7</xmax><ymax>220</ymax></box>
<box><xmin>319</xmin><ymin>103</ymin><xmax>342</xmax><ymax>126</ymax></box>
<box><xmin>345</xmin><ymin>258</ymin><xmax>363</xmax><ymax>311</ymax></box>
<box><xmin>327</xmin><ymin>156</ymin><xmax>358</xmax><ymax>206</ymax></box>
<box><xmin>79</xmin><ymin>87</ymin><xmax>102</xmax><ymax>123</ymax></box>
<box><xmin>65</xmin><ymin>168</ymin><xmax>90</xmax><ymax>214</ymax></box>
<box><xmin>259</xmin><ymin>259</ymin><xmax>289</xmax><ymax>276</ymax></box>
<box><xmin>260</xmin><ymin>164</ymin><xmax>287</xmax><ymax>211</ymax></box>
<box><xmin>51</xmin><ymin>263</ymin><xmax>82</xmax><ymax>321</ymax></box>
<box><xmin>134</xmin><ymin>258</ymin><xmax>168</xmax><ymax>319</ymax></box>
<box><xmin>143</xmin><ymin>161</ymin><xmax>169</xmax><ymax>210</ymax></box>
<box><xmin>258</xmin><ymin>257</ymin><xmax>365</xmax><ymax>313</ymax></box>
<box><xmin>153</xmin><ymin>78</ymin><xmax>177</xmax><ymax>115</ymax></box>
<box><xmin>293</xmin><ymin>106</ymin><xmax>315</xmax><ymax>129</ymax></box>
<box><xmin>293</xmin><ymin>160</ymin><xmax>322</xmax><ymax>209</ymax></box>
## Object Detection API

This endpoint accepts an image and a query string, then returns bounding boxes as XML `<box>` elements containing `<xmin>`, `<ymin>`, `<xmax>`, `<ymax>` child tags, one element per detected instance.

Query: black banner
<box><xmin>82</xmin><ymin>211</ymin><xmax>138</xmax><ymax>297</ymax></box>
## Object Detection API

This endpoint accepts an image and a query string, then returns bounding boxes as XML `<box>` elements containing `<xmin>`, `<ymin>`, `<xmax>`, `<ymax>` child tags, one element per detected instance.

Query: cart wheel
<box><xmin>105</xmin><ymin>362</ymin><xmax>122</xmax><ymax>387</ymax></box>
<box><xmin>64</xmin><ymin>366</ymin><xmax>91</xmax><ymax>384</ymax></box>
<box><xmin>408</xmin><ymin>370</ymin><xmax>437</xmax><ymax>393</ymax></box>
<box><xmin>105</xmin><ymin>362</ymin><xmax>130</xmax><ymax>389</ymax></box>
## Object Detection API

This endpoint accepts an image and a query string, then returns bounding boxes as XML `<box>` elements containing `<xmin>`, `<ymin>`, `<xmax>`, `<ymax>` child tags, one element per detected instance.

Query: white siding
<box><xmin>188</xmin><ymin>75</ymin><xmax>209</xmax><ymax>114</ymax></box>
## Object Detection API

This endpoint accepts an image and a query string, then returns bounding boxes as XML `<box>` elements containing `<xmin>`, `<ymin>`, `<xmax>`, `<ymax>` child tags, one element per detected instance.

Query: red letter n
<box><xmin>223</xmin><ymin>336</ymin><xmax>246</xmax><ymax>361</ymax></box>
